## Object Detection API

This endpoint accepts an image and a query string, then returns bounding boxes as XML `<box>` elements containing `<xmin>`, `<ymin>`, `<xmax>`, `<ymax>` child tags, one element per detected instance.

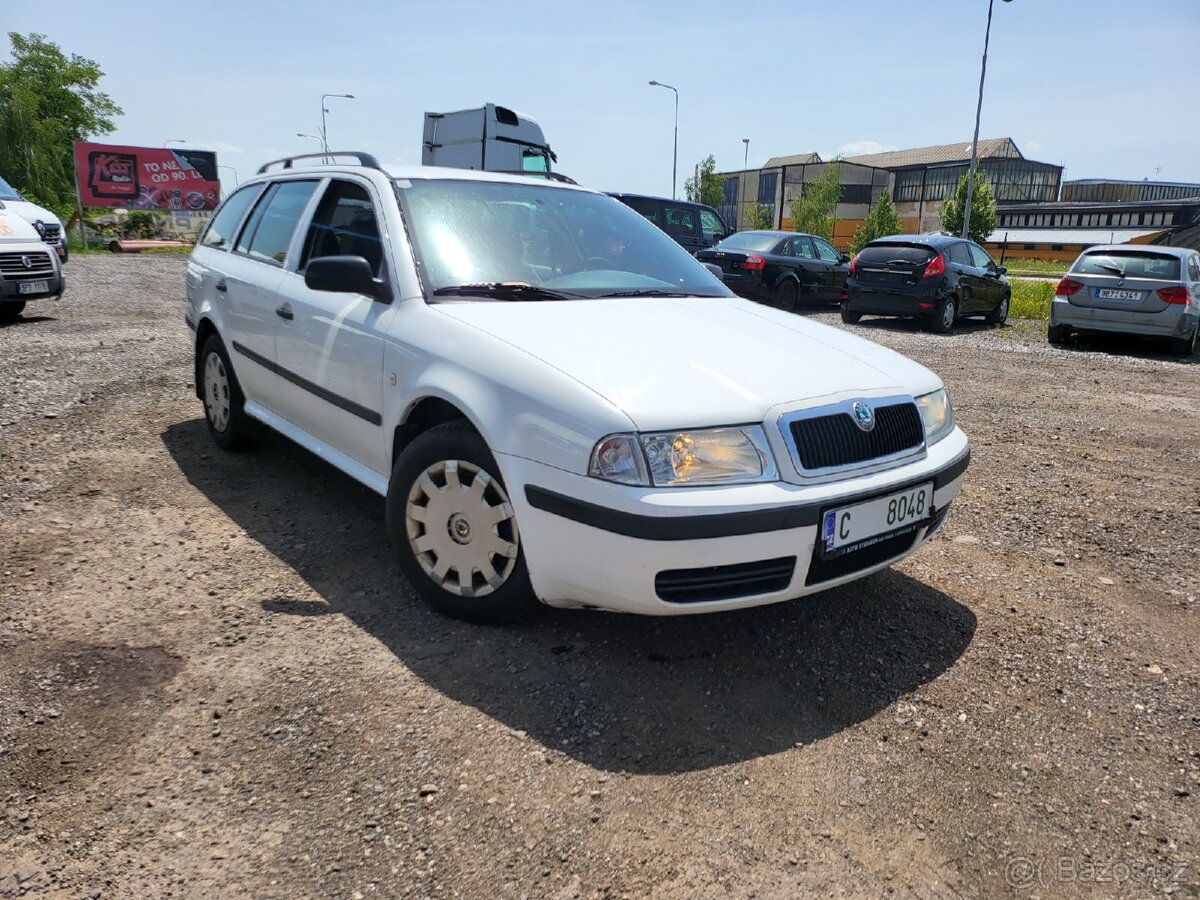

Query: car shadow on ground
<box><xmin>0</xmin><ymin>314</ymin><xmax>56</xmax><ymax>329</ymax></box>
<box><xmin>1050</xmin><ymin>331</ymin><xmax>1198</xmax><ymax>365</ymax></box>
<box><xmin>162</xmin><ymin>418</ymin><xmax>977</xmax><ymax>775</ymax></box>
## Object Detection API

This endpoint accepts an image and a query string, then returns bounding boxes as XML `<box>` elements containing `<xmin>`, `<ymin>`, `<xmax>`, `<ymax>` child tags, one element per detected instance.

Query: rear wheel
<box><xmin>1047</xmin><ymin>324</ymin><xmax>1068</xmax><ymax>346</ymax></box>
<box><xmin>199</xmin><ymin>334</ymin><xmax>254</xmax><ymax>450</ymax></box>
<box><xmin>386</xmin><ymin>421</ymin><xmax>537</xmax><ymax>624</ymax></box>
<box><xmin>840</xmin><ymin>306</ymin><xmax>862</xmax><ymax>324</ymax></box>
<box><xmin>928</xmin><ymin>296</ymin><xmax>957</xmax><ymax>334</ymax></box>
<box><xmin>775</xmin><ymin>279</ymin><xmax>798</xmax><ymax>312</ymax></box>
<box><xmin>985</xmin><ymin>292</ymin><xmax>1010</xmax><ymax>325</ymax></box>
<box><xmin>1170</xmin><ymin>325</ymin><xmax>1197</xmax><ymax>357</ymax></box>
<box><xmin>0</xmin><ymin>301</ymin><xmax>26</xmax><ymax>321</ymax></box>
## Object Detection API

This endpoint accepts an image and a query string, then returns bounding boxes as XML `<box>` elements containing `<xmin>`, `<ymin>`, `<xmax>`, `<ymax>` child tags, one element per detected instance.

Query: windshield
<box><xmin>714</xmin><ymin>232</ymin><xmax>782</xmax><ymax>253</ymax></box>
<box><xmin>0</xmin><ymin>176</ymin><xmax>22</xmax><ymax>201</ymax></box>
<box><xmin>396</xmin><ymin>178</ymin><xmax>733</xmax><ymax>300</ymax></box>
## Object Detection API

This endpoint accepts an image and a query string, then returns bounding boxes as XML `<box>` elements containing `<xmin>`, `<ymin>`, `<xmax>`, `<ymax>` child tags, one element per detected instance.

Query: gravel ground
<box><xmin>1</xmin><ymin>255</ymin><xmax>1198</xmax><ymax>898</ymax></box>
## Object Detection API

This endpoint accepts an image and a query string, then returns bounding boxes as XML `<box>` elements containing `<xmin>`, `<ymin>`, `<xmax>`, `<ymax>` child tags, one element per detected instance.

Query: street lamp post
<box><xmin>320</xmin><ymin>93</ymin><xmax>356</xmax><ymax>158</ymax></box>
<box><xmin>297</xmin><ymin>133</ymin><xmax>324</xmax><ymax>150</ymax></box>
<box><xmin>163</xmin><ymin>139</ymin><xmax>187</xmax><ymax>148</ymax></box>
<box><xmin>742</xmin><ymin>138</ymin><xmax>749</xmax><ymax>171</ymax></box>
<box><xmin>962</xmin><ymin>0</ymin><xmax>1012</xmax><ymax>239</ymax></box>
<box><xmin>648</xmin><ymin>80</ymin><xmax>678</xmax><ymax>199</ymax></box>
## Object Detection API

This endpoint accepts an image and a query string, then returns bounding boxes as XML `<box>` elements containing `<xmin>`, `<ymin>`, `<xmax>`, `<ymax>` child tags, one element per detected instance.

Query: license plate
<box><xmin>1095</xmin><ymin>288</ymin><xmax>1141</xmax><ymax>301</ymax></box>
<box><xmin>17</xmin><ymin>280</ymin><xmax>49</xmax><ymax>295</ymax></box>
<box><xmin>821</xmin><ymin>482</ymin><xmax>934</xmax><ymax>555</ymax></box>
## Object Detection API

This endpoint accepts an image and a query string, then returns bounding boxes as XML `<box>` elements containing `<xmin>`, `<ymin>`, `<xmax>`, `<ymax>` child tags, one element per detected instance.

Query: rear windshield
<box><xmin>858</xmin><ymin>244</ymin><xmax>936</xmax><ymax>265</ymax></box>
<box><xmin>716</xmin><ymin>233</ymin><xmax>781</xmax><ymax>253</ymax></box>
<box><xmin>1073</xmin><ymin>251</ymin><xmax>1180</xmax><ymax>281</ymax></box>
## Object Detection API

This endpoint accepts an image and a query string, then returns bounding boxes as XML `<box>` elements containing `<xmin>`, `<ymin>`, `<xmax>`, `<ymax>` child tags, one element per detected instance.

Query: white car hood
<box><xmin>434</xmin><ymin>296</ymin><xmax>941</xmax><ymax>431</ymax></box>
<box><xmin>0</xmin><ymin>198</ymin><xmax>61</xmax><ymax>228</ymax></box>
<box><xmin>0</xmin><ymin>207</ymin><xmax>43</xmax><ymax>242</ymax></box>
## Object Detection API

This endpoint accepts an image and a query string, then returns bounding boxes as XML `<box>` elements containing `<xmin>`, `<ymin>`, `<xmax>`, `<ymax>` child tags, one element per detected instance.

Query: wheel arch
<box><xmin>391</xmin><ymin>395</ymin><xmax>480</xmax><ymax>468</ymax></box>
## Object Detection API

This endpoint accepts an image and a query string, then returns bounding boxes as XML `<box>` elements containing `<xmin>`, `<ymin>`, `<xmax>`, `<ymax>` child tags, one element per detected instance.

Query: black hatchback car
<box><xmin>695</xmin><ymin>230</ymin><xmax>850</xmax><ymax>310</ymax></box>
<box><xmin>842</xmin><ymin>234</ymin><xmax>1010</xmax><ymax>333</ymax></box>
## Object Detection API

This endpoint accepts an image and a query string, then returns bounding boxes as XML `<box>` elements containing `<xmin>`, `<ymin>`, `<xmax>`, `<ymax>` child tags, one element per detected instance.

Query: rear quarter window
<box><xmin>1073</xmin><ymin>251</ymin><xmax>1181</xmax><ymax>280</ymax></box>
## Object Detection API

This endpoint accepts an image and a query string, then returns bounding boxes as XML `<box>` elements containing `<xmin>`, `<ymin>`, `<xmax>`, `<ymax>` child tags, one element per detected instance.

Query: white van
<box><xmin>0</xmin><ymin>175</ymin><xmax>68</xmax><ymax>262</ymax></box>
<box><xmin>0</xmin><ymin>206</ymin><xmax>65</xmax><ymax>320</ymax></box>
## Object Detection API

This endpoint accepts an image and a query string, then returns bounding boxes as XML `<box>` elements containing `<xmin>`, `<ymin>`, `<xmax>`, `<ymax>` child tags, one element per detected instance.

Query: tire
<box><xmin>0</xmin><ymin>302</ymin><xmax>26</xmax><ymax>321</ymax></box>
<box><xmin>199</xmin><ymin>334</ymin><xmax>254</xmax><ymax>450</ymax></box>
<box><xmin>1169</xmin><ymin>325</ymin><xmax>1197</xmax><ymax>357</ymax></box>
<box><xmin>985</xmin><ymin>292</ymin><xmax>1010</xmax><ymax>325</ymax></box>
<box><xmin>1047</xmin><ymin>324</ymin><xmax>1068</xmax><ymax>346</ymax></box>
<box><xmin>928</xmin><ymin>296</ymin><xmax>957</xmax><ymax>334</ymax></box>
<box><xmin>840</xmin><ymin>306</ymin><xmax>862</xmax><ymax>324</ymax></box>
<box><xmin>386</xmin><ymin>421</ymin><xmax>537</xmax><ymax>624</ymax></box>
<box><xmin>774</xmin><ymin>279</ymin><xmax>798</xmax><ymax>312</ymax></box>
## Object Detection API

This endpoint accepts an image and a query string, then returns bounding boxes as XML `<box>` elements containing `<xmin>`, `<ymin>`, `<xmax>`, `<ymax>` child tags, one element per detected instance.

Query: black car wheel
<box><xmin>928</xmin><ymin>296</ymin><xmax>957</xmax><ymax>334</ymax></box>
<box><xmin>840</xmin><ymin>306</ymin><xmax>862</xmax><ymax>324</ymax></box>
<box><xmin>985</xmin><ymin>292</ymin><xmax>1010</xmax><ymax>326</ymax></box>
<box><xmin>1047</xmin><ymin>324</ymin><xmax>1068</xmax><ymax>346</ymax></box>
<box><xmin>0</xmin><ymin>302</ymin><xmax>26</xmax><ymax>321</ymax></box>
<box><xmin>774</xmin><ymin>279</ymin><xmax>798</xmax><ymax>312</ymax></box>
<box><xmin>1169</xmin><ymin>325</ymin><xmax>1197</xmax><ymax>357</ymax></box>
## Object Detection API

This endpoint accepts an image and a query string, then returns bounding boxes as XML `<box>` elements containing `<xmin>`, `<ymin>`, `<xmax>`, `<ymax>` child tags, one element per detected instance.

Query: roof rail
<box><xmin>492</xmin><ymin>170</ymin><xmax>578</xmax><ymax>185</ymax></box>
<box><xmin>256</xmin><ymin>150</ymin><xmax>384</xmax><ymax>175</ymax></box>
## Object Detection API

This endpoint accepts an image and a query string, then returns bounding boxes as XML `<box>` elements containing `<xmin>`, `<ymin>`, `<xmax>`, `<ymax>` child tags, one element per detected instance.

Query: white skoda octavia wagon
<box><xmin>185</xmin><ymin>152</ymin><xmax>969</xmax><ymax>623</ymax></box>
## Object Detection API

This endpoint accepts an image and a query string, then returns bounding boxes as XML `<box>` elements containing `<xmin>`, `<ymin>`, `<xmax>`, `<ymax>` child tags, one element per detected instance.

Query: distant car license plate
<box><xmin>17</xmin><ymin>280</ymin><xmax>49</xmax><ymax>295</ymax></box>
<box><xmin>821</xmin><ymin>482</ymin><xmax>934</xmax><ymax>555</ymax></box>
<box><xmin>1096</xmin><ymin>288</ymin><xmax>1140</xmax><ymax>301</ymax></box>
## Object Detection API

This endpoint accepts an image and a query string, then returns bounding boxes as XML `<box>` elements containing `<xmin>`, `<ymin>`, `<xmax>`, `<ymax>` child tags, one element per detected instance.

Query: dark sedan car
<box><xmin>842</xmin><ymin>234</ymin><xmax>1010</xmax><ymax>333</ymax></box>
<box><xmin>696</xmin><ymin>230</ymin><xmax>850</xmax><ymax>310</ymax></box>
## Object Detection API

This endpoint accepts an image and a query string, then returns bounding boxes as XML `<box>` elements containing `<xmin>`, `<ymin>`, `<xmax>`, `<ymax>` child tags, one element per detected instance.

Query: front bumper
<box><xmin>502</xmin><ymin>428</ymin><xmax>969</xmax><ymax>615</ymax></box>
<box><xmin>0</xmin><ymin>271</ymin><xmax>64</xmax><ymax>302</ymax></box>
<box><xmin>1050</xmin><ymin>297</ymin><xmax>1196</xmax><ymax>339</ymax></box>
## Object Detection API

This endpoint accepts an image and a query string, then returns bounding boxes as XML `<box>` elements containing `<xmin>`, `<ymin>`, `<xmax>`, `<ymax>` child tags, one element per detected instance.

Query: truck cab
<box><xmin>422</xmin><ymin>104</ymin><xmax>557</xmax><ymax>175</ymax></box>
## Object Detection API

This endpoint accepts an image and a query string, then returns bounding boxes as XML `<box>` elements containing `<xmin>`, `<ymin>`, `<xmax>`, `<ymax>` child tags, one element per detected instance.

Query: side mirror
<box><xmin>839</xmin><ymin>253</ymin><xmax>851</xmax><ymax>264</ymax></box>
<box><xmin>305</xmin><ymin>255</ymin><xmax>390</xmax><ymax>302</ymax></box>
<box><xmin>995</xmin><ymin>265</ymin><xmax>1007</xmax><ymax>275</ymax></box>
<box><xmin>702</xmin><ymin>262</ymin><xmax>725</xmax><ymax>283</ymax></box>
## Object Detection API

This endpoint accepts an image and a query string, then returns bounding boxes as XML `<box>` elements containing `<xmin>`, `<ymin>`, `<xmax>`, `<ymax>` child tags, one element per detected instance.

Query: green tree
<box><xmin>850</xmin><ymin>191</ymin><xmax>903</xmax><ymax>254</ymax></box>
<box><xmin>0</xmin><ymin>32</ymin><xmax>123</xmax><ymax>209</ymax></box>
<box><xmin>745</xmin><ymin>200</ymin><xmax>773</xmax><ymax>230</ymax></box>
<box><xmin>940</xmin><ymin>169</ymin><xmax>998</xmax><ymax>245</ymax></box>
<box><xmin>683</xmin><ymin>154</ymin><xmax>726</xmax><ymax>208</ymax></box>
<box><xmin>789</xmin><ymin>159</ymin><xmax>841</xmax><ymax>240</ymax></box>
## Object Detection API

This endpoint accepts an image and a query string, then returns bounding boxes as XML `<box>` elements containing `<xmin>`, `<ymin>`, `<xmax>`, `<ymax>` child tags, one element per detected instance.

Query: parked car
<box><xmin>841</xmin><ymin>234</ymin><xmax>1010</xmax><ymax>333</ymax></box>
<box><xmin>607</xmin><ymin>193</ymin><xmax>731</xmax><ymax>254</ymax></box>
<box><xmin>0</xmin><ymin>175</ymin><xmax>68</xmax><ymax>262</ymax></box>
<box><xmin>186</xmin><ymin>151</ymin><xmax>969</xmax><ymax>624</ymax></box>
<box><xmin>0</xmin><ymin>204</ymin><xmax>66</xmax><ymax>320</ymax></box>
<box><xmin>1048</xmin><ymin>245</ymin><xmax>1199</xmax><ymax>356</ymax></box>
<box><xmin>696</xmin><ymin>230</ymin><xmax>850</xmax><ymax>310</ymax></box>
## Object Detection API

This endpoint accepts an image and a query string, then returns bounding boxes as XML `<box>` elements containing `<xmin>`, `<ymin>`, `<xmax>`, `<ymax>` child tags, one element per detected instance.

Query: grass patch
<box><xmin>1002</xmin><ymin>257</ymin><xmax>1068</xmax><ymax>279</ymax></box>
<box><xmin>1008</xmin><ymin>279</ymin><xmax>1054</xmax><ymax>320</ymax></box>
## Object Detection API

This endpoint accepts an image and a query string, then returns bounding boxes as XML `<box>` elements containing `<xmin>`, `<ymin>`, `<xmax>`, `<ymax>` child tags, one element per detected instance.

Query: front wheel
<box><xmin>928</xmin><ymin>296</ymin><xmax>957</xmax><ymax>334</ymax></box>
<box><xmin>985</xmin><ymin>292</ymin><xmax>1010</xmax><ymax>325</ymax></box>
<box><xmin>386</xmin><ymin>422</ymin><xmax>537</xmax><ymax>624</ymax></box>
<box><xmin>0</xmin><ymin>301</ymin><xmax>26</xmax><ymax>321</ymax></box>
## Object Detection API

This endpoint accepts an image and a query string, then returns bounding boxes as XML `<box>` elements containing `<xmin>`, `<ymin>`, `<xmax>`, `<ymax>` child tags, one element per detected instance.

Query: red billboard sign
<box><xmin>73</xmin><ymin>142</ymin><xmax>221</xmax><ymax>211</ymax></box>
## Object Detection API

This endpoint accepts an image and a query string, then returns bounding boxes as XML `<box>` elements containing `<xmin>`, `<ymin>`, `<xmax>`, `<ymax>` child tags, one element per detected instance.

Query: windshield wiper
<box><xmin>596</xmin><ymin>289</ymin><xmax>696</xmax><ymax>298</ymax></box>
<box><xmin>1095</xmin><ymin>261</ymin><xmax>1125</xmax><ymax>276</ymax></box>
<box><xmin>432</xmin><ymin>282</ymin><xmax>583</xmax><ymax>302</ymax></box>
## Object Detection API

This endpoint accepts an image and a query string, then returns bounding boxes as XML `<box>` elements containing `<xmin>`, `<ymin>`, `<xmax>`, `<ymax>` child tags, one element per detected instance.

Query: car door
<box><xmin>697</xmin><ymin>207</ymin><xmax>728</xmax><ymax>250</ymax></box>
<box><xmin>947</xmin><ymin>241</ymin><xmax>985</xmax><ymax>312</ymax></box>
<box><xmin>273</xmin><ymin>177</ymin><xmax>395</xmax><ymax>474</ymax></box>
<box><xmin>811</xmin><ymin>236</ymin><xmax>848</xmax><ymax>303</ymax></box>
<box><xmin>968</xmin><ymin>242</ymin><xmax>1003</xmax><ymax>310</ymax></box>
<box><xmin>662</xmin><ymin>203</ymin><xmax>702</xmax><ymax>254</ymax></box>
<box><xmin>783</xmin><ymin>235</ymin><xmax>824</xmax><ymax>300</ymax></box>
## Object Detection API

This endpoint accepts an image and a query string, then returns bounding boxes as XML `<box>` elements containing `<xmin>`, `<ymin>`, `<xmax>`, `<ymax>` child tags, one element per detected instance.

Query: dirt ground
<box><xmin>1</xmin><ymin>255</ymin><xmax>1197</xmax><ymax>898</ymax></box>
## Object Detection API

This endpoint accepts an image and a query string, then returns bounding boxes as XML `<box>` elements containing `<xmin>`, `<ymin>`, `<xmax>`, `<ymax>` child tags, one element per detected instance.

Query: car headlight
<box><xmin>589</xmin><ymin>426</ymin><xmax>778</xmax><ymax>487</ymax></box>
<box><xmin>914</xmin><ymin>388</ymin><xmax>954</xmax><ymax>445</ymax></box>
<box><xmin>33</xmin><ymin>219</ymin><xmax>46</xmax><ymax>238</ymax></box>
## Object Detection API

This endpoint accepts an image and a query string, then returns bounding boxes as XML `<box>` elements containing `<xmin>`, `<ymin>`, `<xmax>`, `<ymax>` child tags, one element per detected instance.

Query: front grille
<box><xmin>656</xmin><ymin>556</ymin><xmax>795</xmax><ymax>603</ymax></box>
<box><xmin>0</xmin><ymin>251</ymin><xmax>53</xmax><ymax>277</ymax></box>
<box><xmin>805</xmin><ymin>530</ymin><xmax>919</xmax><ymax>586</ymax></box>
<box><xmin>789</xmin><ymin>402</ymin><xmax>923</xmax><ymax>472</ymax></box>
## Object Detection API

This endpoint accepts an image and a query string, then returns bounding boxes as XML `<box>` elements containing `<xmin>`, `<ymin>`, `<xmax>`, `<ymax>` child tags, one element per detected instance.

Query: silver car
<box><xmin>1049</xmin><ymin>245</ymin><xmax>1200</xmax><ymax>356</ymax></box>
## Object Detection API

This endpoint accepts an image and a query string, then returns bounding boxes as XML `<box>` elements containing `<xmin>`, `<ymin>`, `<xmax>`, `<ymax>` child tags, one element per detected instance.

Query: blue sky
<box><xmin>9</xmin><ymin>0</ymin><xmax>1199</xmax><ymax>196</ymax></box>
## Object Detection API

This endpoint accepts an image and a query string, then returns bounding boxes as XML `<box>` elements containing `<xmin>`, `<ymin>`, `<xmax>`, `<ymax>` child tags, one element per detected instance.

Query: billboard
<box><xmin>73</xmin><ymin>142</ymin><xmax>221</xmax><ymax>211</ymax></box>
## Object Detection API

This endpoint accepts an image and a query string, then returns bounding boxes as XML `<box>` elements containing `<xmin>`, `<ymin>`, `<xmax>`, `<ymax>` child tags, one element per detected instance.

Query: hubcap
<box><xmin>942</xmin><ymin>302</ymin><xmax>955</xmax><ymax>329</ymax></box>
<box><xmin>405</xmin><ymin>459</ymin><xmax>519</xmax><ymax>598</ymax></box>
<box><xmin>999</xmin><ymin>297</ymin><xmax>1009</xmax><ymax>319</ymax></box>
<box><xmin>203</xmin><ymin>351</ymin><xmax>231</xmax><ymax>432</ymax></box>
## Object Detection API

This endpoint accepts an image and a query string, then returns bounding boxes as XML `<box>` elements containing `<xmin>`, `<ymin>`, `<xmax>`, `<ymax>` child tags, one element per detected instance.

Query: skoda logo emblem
<box><xmin>852</xmin><ymin>400</ymin><xmax>875</xmax><ymax>432</ymax></box>
<box><xmin>21</xmin><ymin>255</ymin><xmax>32</xmax><ymax>269</ymax></box>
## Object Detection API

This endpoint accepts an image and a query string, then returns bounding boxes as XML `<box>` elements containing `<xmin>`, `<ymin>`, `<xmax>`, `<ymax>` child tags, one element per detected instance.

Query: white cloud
<box><xmin>1025</xmin><ymin>140</ymin><xmax>1043</xmax><ymax>154</ymax></box>
<box><xmin>834</xmin><ymin>140</ymin><xmax>899</xmax><ymax>158</ymax></box>
<box><xmin>185</xmin><ymin>140</ymin><xmax>243</xmax><ymax>154</ymax></box>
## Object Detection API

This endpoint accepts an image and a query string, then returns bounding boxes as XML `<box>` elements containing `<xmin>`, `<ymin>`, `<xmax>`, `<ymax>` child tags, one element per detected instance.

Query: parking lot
<box><xmin>1</xmin><ymin>255</ymin><xmax>1197</xmax><ymax>897</ymax></box>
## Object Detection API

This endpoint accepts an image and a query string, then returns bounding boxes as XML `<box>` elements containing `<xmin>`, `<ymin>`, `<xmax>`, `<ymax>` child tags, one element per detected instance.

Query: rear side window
<box><xmin>240</xmin><ymin>180</ymin><xmax>319</xmax><ymax>267</ymax></box>
<box><xmin>789</xmin><ymin>236</ymin><xmax>815</xmax><ymax>259</ymax></box>
<box><xmin>200</xmin><ymin>185</ymin><xmax>260</xmax><ymax>249</ymax></box>
<box><xmin>1073</xmin><ymin>251</ymin><xmax>1180</xmax><ymax>280</ymax></box>
<box><xmin>947</xmin><ymin>243</ymin><xmax>972</xmax><ymax>266</ymax></box>
<box><xmin>1187</xmin><ymin>256</ymin><xmax>1199</xmax><ymax>282</ymax></box>
<box><xmin>622</xmin><ymin>197</ymin><xmax>660</xmax><ymax>224</ymax></box>
<box><xmin>662</xmin><ymin>204</ymin><xmax>697</xmax><ymax>237</ymax></box>
<box><xmin>858</xmin><ymin>244</ymin><xmax>936</xmax><ymax>266</ymax></box>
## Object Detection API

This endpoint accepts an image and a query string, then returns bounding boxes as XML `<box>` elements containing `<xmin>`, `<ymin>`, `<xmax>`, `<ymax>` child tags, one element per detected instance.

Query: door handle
<box><xmin>275</xmin><ymin>304</ymin><xmax>294</xmax><ymax>321</ymax></box>
<box><xmin>215</xmin><ymin>279</ymin><xmax>227</xmax><ymax>292</ymax></box>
